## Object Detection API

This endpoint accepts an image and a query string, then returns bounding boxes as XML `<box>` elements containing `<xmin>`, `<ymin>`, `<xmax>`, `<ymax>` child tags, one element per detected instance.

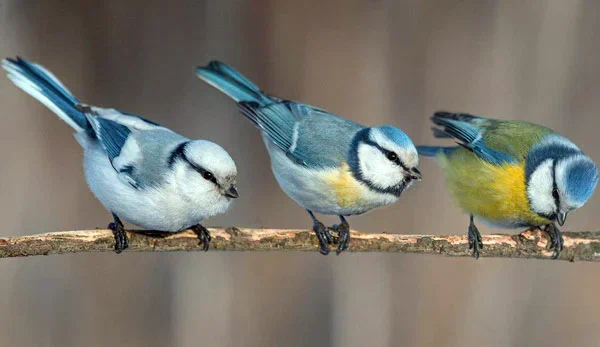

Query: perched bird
<box><xmin>418</xmin><ymin>111</ymin><xmax>598</xmax><ymax>259</ymax></box>
<box><xmin>3</xmin><ymin>57</ymin><xmax>239</xmax><ymax>253</ymax></box>
<box><xmin>196</xmin><ymin>61</ymin><xmax>421</xmax><ymax>255</ymax></box>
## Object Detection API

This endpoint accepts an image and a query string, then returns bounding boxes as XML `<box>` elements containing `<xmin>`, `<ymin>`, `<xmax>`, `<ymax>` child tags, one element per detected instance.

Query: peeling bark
<box><xmin>0</xmin><ymin>228</ymin><xmax>599</xmax><ymax>261</ymax></box>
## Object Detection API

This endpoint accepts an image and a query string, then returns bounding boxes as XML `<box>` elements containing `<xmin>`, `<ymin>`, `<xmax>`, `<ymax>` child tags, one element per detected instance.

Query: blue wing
<box><xmin>86</xmin><ymin>112</ymin><xmax>188</xmax><ymax>189</ymax></box>
<box><xmin>119</xmin><ymin>110</ymin><xmax>161</xmax><ymax>127</ymax></box>
<box><xmin>84</xmin><ymin>113</ymin><xmax>141</xmax><ymax>188</ymax></box>
<box><xmin>95</xmin><ymin>117</ymin><xmax>131</xmax><ymax>161</ymax></box>
<box><xmin>86</xmin><ymin>114</ymin><xmax>132</xmax><ymax>162</ymax></box>
<box><xmin>239</xmin><ymin>100</ymin><xmax>364</xmax><ymax>168</ymax></box>
<box><xmin>428</xmin><ymin>111</ymin><xmax>516</xmax><ymax>165</ymax></box>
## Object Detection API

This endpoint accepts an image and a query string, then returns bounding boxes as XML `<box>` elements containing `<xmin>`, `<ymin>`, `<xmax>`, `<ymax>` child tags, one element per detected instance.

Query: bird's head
<box><xmin>526</xmin><ymin>135</ymin><xmax>598</xmax><ymax>226</ymax></box>
<box><xmin>348</xmin><ymin>126</ymin><xmax>421</xmax><ymax>197</ymax></box>
<box><xmin>169</xmin><ymin>140</ymin><xmax>238</xmax><ymax>215</ymax></box>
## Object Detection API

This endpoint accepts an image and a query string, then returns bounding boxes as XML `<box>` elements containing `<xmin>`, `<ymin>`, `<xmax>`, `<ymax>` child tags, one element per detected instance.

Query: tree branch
<box><xmin>1</xmin><ymin>228</ymin><xmax>600</xmax><ymax>261</ymax></box>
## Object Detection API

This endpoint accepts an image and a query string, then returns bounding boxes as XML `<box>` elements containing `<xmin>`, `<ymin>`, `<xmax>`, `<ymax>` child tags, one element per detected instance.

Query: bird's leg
<box><xmin>108</xmin><ymin>213</ymin><xmax>128</xmax><ymax>254</ymax></box>
<box><xmin>468</xmin><ymin>214</ymin><xmax>483</xmax><ymax>259</ymax></box>
<box><xmin>542</xmin><ymin>223</ymin><xmax>563</xmax><ymax>259</ymax></box>
<box><xmin>307</xmin><ymin>210</ymin><xmax>333</xmax><ymax>255</ymax></box>
<box><xmin>331</xmin><ymin>215</ymin><xmax>350</xmax><ymax>255</ymax></box>
<box><xmin>191</xmin><ymin>224</ymin><xmax>212</xmax><ymax>252</ymax></box>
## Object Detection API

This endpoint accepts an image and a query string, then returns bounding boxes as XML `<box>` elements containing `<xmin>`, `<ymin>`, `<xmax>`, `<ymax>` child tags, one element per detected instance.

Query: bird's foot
<box><xmin>192</xmin><ymin>224</ymin><xmax>212</xmax><ymax>252</ymax></box>
<box><xmin>313</xmin><ymin>220</ymin><xmax>333</xmax><ymax>255</ymax></box>
<box><xmin>468</xmin><ymin>220</ymin><xmax>483</xmax><ymax>259</ymax></box>
<box><xmin>331</xmin><ymin>218</ymin><xmax>350</xmax><ymax>255</ymax></box>
<box><xmin>543</xmin><ymin>223</ymin><xmax>563</xmax><ymax>259</ymax></box>
<box><xmin>108</xmin><ymin>218</ymin><xmax>128</xmax><ymax>254</ymax></box>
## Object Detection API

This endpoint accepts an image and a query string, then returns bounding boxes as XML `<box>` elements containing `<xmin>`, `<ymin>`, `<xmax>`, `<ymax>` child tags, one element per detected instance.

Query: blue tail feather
<box><xmin>431</xmin><ymin>117</ymin><xmax>479</xmax><ymax>144</ymax></box>
<box><xmin>196</xmin><ymin>61</ymin><xmax>272</xmax><ymax>106</ymax></box>
<box><xmin>417</xmin><ymin>146</ymin><xmax>457</xmax><ymax>157</ymax></box>
<box><xmin>3</xmin><ymin>57</ymin><xmax>89</xmax><ymax>132</ymax></box>
<box><xmin>206</xmin><ymin>61</ymin><xmax>262</xmax><ymax>93</ymax></box>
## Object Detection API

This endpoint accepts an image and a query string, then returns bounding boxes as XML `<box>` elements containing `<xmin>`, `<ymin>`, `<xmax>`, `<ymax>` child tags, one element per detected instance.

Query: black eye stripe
<box><xmin>551</xmin><ymin>160</ymin><xmax>560</xmax><ymax>208</ymax></box>
<box><xmin>190</xmin><ymin>164</ymin><xmax>218</xmax><ymax>184</ymax></box>
<box><xmin>552</xmin><ymin>184</ymin><xmax>560</xmax><ymax>208</ymax></box>
<box><xmin>386</xmin><ymin>152</ymin><xmax>398</xmax><ymax>162</ymax></box>
<box><xmin>362</xmin><ymin>139</ymin><xmax>410</xmax><ymax>171</ymax></box>
<box><xmin>168</xmin><ymin>141</ymin><xmax>220</xmax><ymax>186</ymax></box>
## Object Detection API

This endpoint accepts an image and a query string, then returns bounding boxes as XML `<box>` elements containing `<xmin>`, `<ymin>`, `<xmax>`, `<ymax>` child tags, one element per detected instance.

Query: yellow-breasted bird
<box><xmin>418</xmin><ymin>112</ymin><xmax>599</xmax><ymax>259</ymax></box>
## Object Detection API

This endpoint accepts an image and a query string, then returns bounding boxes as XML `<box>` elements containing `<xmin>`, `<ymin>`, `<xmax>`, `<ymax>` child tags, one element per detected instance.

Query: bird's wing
<box><xmin>84</xmin><ymin>107</ymin><xmax>185</xmax><ymax>189</ymax></box>
<box><xmin>86</xmin><ymin>112</ymin><xmax>133</xmax><ymax>162</ymax></box>
<box><xmin>429</xmin><ymin>111</ymin><xmax>520</xmax><ymax>165</ymax></box>
<box><xmin>238</xmin><ymin>100</ymin><xmax>364</xmax><ymax>168</ymax></box>
<box><xmin>85</xmin><ymin>106</ymin><xmax>164</xmax><ymax>131</ymax></box>
<box><xmin>478</xmin><ymin>119</ymin><xmax>555</xmax><ymax>160</ymax></box>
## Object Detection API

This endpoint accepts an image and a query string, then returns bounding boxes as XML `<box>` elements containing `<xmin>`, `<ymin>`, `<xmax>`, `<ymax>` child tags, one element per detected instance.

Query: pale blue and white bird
<box><xmin>3</xmin><ymin>57</ymin><xmax>239</xmax><ymax>253</ymax></box>
<box><xmin>196</xmin><ymin>61</ymin><xmax>421</xmax><ymax>255</ymax></box>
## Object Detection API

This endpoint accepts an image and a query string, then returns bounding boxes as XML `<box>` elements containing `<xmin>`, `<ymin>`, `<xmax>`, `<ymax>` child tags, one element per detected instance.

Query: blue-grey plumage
<box><xmin>196</xmin><ymin>61</ymin><xmax>421</xmax><ymax>254</ymax></box>
<box><xmin>3</xmin><ymin>57</ymin><xmax>239</xmax><ymax>253</ymax></box>
<box><xmin>418</xmin><ymin>111</ymin><xmax>599</xmax><ymax>258</ymax></box>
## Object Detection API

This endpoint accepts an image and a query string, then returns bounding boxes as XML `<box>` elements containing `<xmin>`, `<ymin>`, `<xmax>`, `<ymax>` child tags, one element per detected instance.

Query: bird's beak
<box><xmin>557</xmin><ymin>211</ymin><xmax>568</xmax><ymax>226</ymax></box>
<box><xmin>409</xmin><ymin>168</ymin><xmax>422</xmax><ymax>181</ymax></box>
<box><xmin>224</xmin><ymin>185</ymin><xmax>239</xmax><ymax>199</ymax></box>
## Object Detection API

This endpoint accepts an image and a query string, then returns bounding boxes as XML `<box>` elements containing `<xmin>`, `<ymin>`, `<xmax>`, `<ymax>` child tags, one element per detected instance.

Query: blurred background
<box><xmin>1</xmin><ymin>0</ymin><xmax>600</xmax><ymax>346</ymax></box>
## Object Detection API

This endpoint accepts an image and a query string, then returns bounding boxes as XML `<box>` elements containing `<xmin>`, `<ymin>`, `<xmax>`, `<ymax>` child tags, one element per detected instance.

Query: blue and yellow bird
<box><xmin>418</xmin><ymin>111</ymin><xmax>599</xmax><ymax>258</ymax></box>
<box><xmin>196</xmin><ymin>61</ymin><xmax>421</xmax><ymax>255</ymax></box>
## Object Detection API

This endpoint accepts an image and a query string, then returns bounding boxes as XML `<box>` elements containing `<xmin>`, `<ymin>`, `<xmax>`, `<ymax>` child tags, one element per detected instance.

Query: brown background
<box><xmin>1</xmin><ymin>0</ymin><xmax>600</xmax><ymax>346</ymax></box>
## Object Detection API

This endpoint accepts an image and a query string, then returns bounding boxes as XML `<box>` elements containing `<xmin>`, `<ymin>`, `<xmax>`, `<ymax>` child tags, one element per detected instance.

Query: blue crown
<box><xmin>377</xmin><ymin>125</ymin><xmax>414</xmax><ymax>148</ymax></box>
<box><xmin>566</xmin><ymin>159</ymin><xmax>599</xmax><ymax>204</ymax></box>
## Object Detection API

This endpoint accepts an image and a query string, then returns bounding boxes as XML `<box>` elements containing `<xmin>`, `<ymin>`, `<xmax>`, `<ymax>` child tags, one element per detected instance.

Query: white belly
<box><xmin>82</xmin><ymin>142</ymin><xmax>219</xmax><ymax>231</ymax></box>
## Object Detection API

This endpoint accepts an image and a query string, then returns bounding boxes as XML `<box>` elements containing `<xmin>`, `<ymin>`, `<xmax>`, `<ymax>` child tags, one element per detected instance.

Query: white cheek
<box><xmin>358</xmin><ymin>144</ymin><xmax>403</xmax><ymax>188</ymax></box>
<box><xmin>527</xmin><ymin>159</ymin><xmax>555</xmax><ymax>215</ymax></box>
<box><xmin>173</xmin><ymin>165</ymin><xmax>232</xmax><ymax>218</ymax></box>
<box><xmin>177</xmin><ymin>167</ymin><xmax>215</xmax><ymax>198</ymax></box>
<box><xmin>399</xmin><ymin>147</ymin><xmax>419</xmax><ymax>168</ymax></box>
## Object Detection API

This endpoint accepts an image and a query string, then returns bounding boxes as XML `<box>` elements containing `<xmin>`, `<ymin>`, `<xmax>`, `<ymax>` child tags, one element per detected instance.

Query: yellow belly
<box><xmin>441</xmin><ymin>151</ymin><xmax>549</xmax><ymax>227</ymax></box>
<box><xmin>324</xmin><ymin>163</ymin><xmax>366</xmax><ymax>209</ymax></box>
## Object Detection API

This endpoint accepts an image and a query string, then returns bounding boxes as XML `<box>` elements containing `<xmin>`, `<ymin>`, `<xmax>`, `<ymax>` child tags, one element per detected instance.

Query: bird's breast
<box><xmin>442</xmin><ymin>153</ymin><xmax>548</xmax><ymax>226</ymax></box>
<box><xmin>323</xmin><ymin>163</ymin><xmax>366</xmax><ymax>210</ymax></box>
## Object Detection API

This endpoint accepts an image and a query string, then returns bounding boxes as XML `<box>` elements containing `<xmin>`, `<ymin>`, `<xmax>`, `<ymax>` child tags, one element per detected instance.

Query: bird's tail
<box><xmin>196</xmin><ymin>61</ymin><xmax>272</xmax><ymax>106</ymax></box>
<box><xmin>416</xmin><ymin>146</ymin><xmax>456</xmax><ymax>157</ymax></box>
<box><xmin>2</xmin><ymin>57</ymin><xmax>89</xmax><ymax>132</ymax></box>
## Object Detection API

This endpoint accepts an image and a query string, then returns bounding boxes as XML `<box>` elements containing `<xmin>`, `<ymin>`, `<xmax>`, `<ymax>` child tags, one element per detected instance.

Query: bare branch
<box><xmin>0</xmin><ymin>228</ymin><xmax>599</xmax><ymax>261</ymax></box>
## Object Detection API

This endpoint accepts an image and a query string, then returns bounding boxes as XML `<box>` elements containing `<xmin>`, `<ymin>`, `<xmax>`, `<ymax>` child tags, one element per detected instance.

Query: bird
<box><xmin>196</xmin><ymin>61</ymin><xmax>421</xmax><ymax>255</ymax></box>
<box><xmin>418</xmin><ymin>111</ymin><xmax>599</xmax><ymax>259</ymax></box>
<box><xmin>3</xmin><ymin>57</ymin><xmax>239</xmax><ymax>253</ymax></box>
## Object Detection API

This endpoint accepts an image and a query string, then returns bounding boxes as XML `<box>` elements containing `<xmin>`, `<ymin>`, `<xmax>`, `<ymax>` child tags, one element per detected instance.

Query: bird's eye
<box><xmin>202</xmin><ymin>171</ymin><xmax>214</xmax><ymax>181</ymax></box>
<box><xmin>552</xmin><ymin>187</ymin><xmax>559</xmax><ymax>200</ymax></box>
<box><xmin>386</xmin><ymin>152</ymin><xmax>398</xmax><ymax>162</ymax></box>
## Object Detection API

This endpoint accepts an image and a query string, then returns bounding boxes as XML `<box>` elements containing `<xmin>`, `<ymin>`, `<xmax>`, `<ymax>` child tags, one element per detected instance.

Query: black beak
<box><xmin>225</xmin><ymin>186</ymin><xmax>239</xmax><ymax>199</ymax></box>
<box><xmin>557</xmin><ymin>211</ymin><xmax>568</xmax><ymax>226</ymax></box>
<box><xmin>409</xmin><ymin>168</ymin><xmax>422</xmax><ymax>181</ymax></box>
